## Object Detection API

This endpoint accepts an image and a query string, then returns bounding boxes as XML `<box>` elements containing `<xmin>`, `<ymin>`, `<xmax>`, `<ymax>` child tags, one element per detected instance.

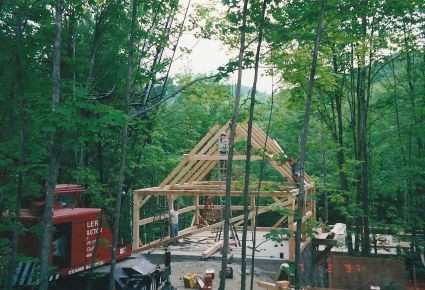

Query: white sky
<box><xmin>169</xmin><ymin>0</ymin><xmax>274</xmax><ymax>94</ymax></box>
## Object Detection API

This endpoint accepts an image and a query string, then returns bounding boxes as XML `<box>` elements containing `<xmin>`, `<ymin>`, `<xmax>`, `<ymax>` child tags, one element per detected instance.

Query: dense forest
<box><xmin>0</xmin><ymin>0</ymin><xmax>424</xmax><ymax>289</ymax></box>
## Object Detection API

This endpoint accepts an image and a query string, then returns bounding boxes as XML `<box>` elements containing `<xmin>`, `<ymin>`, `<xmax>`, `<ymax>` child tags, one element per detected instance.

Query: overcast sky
<box><xmin>169</xmin><ymin>0</ymin><xmax>274</xmax><ymax>94</ymax></box>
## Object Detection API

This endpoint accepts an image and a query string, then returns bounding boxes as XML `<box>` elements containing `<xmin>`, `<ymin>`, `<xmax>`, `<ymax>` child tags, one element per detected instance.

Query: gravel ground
<box><xmin>169</xmin><ymin>260</ymin><xmax>275</xmax><ymax>290</ymax></box>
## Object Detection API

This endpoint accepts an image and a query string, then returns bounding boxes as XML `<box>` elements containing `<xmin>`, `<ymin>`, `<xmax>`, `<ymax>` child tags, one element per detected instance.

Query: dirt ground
<box><xmin>50</xmin><ymin>261</ymin><xmax>275</xmax><ymax>290</ymax></box>
<box><xmin>169</xmin><ymin>260</ymin><xmax>275</xmax><ymax>290</ymax></box>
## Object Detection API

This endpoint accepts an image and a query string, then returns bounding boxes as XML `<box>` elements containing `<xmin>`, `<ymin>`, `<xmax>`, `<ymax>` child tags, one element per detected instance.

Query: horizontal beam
<box><xmin>170</xmin><ymin>184</ymin><xmax>224</xmax><ymax>190</ymax></box>
<box><xmin>134</xmin><ymin>188</ymin><xmax>296</xmax><ymax>198</ymax></box>
<box><xmin>190</xmin><ymin>154</ymin><xmax>262</xmax><ymax>161</ymax></box>
<box><xmin>196</xmin><ymin>205</ymin><xmax>270</xmax><ymax>211</ymax></box>
<box><xmin>193</xmin><ymin>181</ymin><xmax>224</xmax><ymax>185</ymax></box>
<box><xmin>191</xmin><ymin>181</ymin><xmax>280</xmax><ymax>186</ymax></box>
<box><xmin>234</xmin><ymin>226</ymin><xmax>279</xmax><ymax>232</ymax></box>
<box><xmin>169</xmin><ymin>183</ymin><xmax>292</xmax><ymax>192</ymax></box>
<box><xmin>138</xmin><ymin>204</ymin><xmax>285</xmax><ymax>226</ymax></box>
<box><xmin>179</xmin><ymin>205</ymin><xmax>196</xmax><ymax>214</ymax></box>
<box><xmin>138</xmin><ymin>205</ymin><xmax>196</xmax><ymax>226</ymax></box>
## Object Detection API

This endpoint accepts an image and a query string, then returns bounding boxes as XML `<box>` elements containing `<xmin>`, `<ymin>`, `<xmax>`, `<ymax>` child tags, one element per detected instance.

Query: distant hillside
<box><xmin>232</xmin><ymin>85</ymin><xmax>270</xmax><ymax>102</ymax></box>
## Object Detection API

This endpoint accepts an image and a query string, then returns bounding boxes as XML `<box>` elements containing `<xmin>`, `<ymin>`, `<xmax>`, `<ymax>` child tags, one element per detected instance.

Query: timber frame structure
<box><xmin>133</xmin><ymin>122</ymin><xmax>315</xmax><ymax>261</ymax></box>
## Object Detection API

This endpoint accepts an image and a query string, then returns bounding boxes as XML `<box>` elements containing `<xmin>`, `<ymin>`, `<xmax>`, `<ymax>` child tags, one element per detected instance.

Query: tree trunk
<box><xmin>294</xmin><ymin>1</ymin><xmax>326</xmax><ymax>289</ymax></box>
<box><xmin>139</xmin><ymin>1</ymin><xmax>189</xmax><ymax>116</ymax></box>
<box><xmin>354</xmin><ymin>51</ymin><xmax>362</xmax><ymax>253</ymax></box>
<box><xmin>403</xmin><ymin>20</ymin><xmax>423</xmax><ymax>279</ymax></box>
<box><xmin>336</xmin><ymin>78</ymin><xmax>353</xmax><ymax>253</ymax></box>
<box><xmin>357</xmin><ymin>15</ymin><xmax>370</xmax><ymax>255</ymax></box>
<box><xmin>240</xmin><ymin>1</ymin><xmax>268</xmax><ymax>290</ymax></box>
<box><xmin>86</xmin><ymin>8</ymin><xmax>105</xmax><ymax>85</ymax></box>
<box><xmin>218</xmin><ymin>0</ymin><xmax>248</xmax><ymax>288</ymax></box>
<box><xmin>346</xmin><ymin>41</ymin><xmax>362</xmax><ymax>254</ymax></box>
<box><xmin>321</xmin><ymin>130</ymin><xmax>328</xmax><ymax>222</ymax></box>
<box><xmin>86</xmin><ymin>214</ymin><xmax>104</xmax><ymax>290</ymax></box>
<box><xmin>7</xmin><ymin>1</ymin><xmax>25</xmax><ymax>288</ymax></box>
<box><xmin>330</xmin><ymin>50</ymin><xmax>352</xmax><ymax>253</ymax></box>
<box><xmin>39</xmin><ymin>1</ymin><xmax>62</xmax><ymax>289</ymax></box>
<box><xmin>250</xmin><ymin>62</ymin><xmax>275</xmax><ymax>290</ymax></box>
<box><xmin>97</xmin><ymin>139</ymin><xmax>104</xmax><ymax>184</ymax></box>
<box><xmin>107</xmin><ymin>0</ymin><xmax>137</xmax><ymax>289</ymax></box>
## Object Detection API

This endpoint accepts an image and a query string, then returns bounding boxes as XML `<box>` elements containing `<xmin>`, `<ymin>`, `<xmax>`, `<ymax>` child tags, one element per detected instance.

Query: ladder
<box><xmin>219</xmin><ymin>159</ymin><xmax>227</xmax><ymax>180</ymax></box>
<box><xmin>213</xmin><ymin>196</ymin><xmax>240</xmax><ymax>246</ymax></box>
<box><xmin>215</xmin><ymin>223</ymin><xmax>241</xmax><ymax>247</ymax></box>
<box><xmin>198</xmin><ymin>197</ymin><xmax>218</xmax><ymax>229</ymax></box>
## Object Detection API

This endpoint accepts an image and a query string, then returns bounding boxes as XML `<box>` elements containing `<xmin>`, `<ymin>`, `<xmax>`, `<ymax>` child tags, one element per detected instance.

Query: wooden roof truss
<box><xmin>133</xmin><ymin>122</ymin><xmax>316</xmax><ymax>261</ymax></box>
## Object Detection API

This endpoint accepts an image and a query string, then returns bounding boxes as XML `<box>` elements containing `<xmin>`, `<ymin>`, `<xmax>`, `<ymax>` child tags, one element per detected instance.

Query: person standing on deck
<box><xmin>218</xmin><ymin>132</ymin><xmax>229</xmax><ymax>174</ymax></box>
<box><xmin>288</xmin><ymin>157</ymin><xmax>300</xmax><ymax>188</ymax></box>
<box><xmin>169</xmin><ymin>201</ymin><xmax>179</xmax><ymax>245</ymax></box>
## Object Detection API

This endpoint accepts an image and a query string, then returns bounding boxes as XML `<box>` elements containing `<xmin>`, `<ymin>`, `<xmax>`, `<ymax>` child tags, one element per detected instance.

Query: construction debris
<box><xmin>169</xmin><ymin>261</ymin><xmax>275</xmax><ymax>289</ymax></box>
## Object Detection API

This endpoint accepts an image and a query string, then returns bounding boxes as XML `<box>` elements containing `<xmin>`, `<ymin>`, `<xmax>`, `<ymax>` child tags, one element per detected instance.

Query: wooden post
<box><xmin>168</xmin><ymin>194</ymin><xmax>174</xmax><ymax>209</ymax></box>
<box><xmin>195</xmin><ymin>195</ymin><xmax>200</xmax><ymax>226</ymax></box>
<box><xmin>133</xmin><ymin>192</ymin><xmax>140</xmax><ymax>250</ymax></box>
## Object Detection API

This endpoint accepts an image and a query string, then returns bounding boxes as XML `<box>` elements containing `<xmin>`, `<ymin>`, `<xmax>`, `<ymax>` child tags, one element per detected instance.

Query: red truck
<box><xmin>11</xmin><ymin>184</ymin><xmax>132</xmax><ymax>287</ymax></box>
